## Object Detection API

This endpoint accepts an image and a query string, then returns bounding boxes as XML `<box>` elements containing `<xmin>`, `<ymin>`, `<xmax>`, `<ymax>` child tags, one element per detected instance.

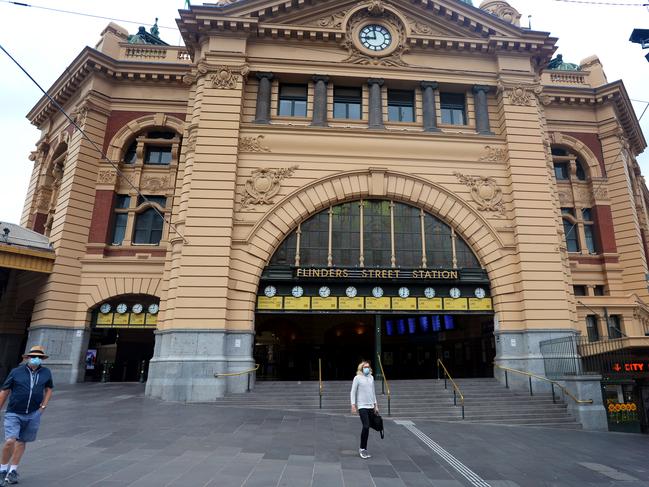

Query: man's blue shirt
<box><xmin>1</xmin><ymin>364</ymin><xmax>54</xmax><ymax>414</ymax></box>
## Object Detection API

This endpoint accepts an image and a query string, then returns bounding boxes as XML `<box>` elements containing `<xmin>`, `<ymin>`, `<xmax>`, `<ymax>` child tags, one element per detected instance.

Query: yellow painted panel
<box><xmin>418</xmin><ymin>298</ymin><xmax>443</xmax><ymax>311</ymax></box>
<box><xmin>392</xmin><ymin>298</ymin><xmax>417</xmax><ymax>310</ymax></box>
<box><xmin>96</xmin><ymin>313</ymin><xmax>113</xmax><ymax>325</ymax></box>
<box><xmin>113</xmin><ymin>313</ymin><xmax>130</xmax><ymax>325</ymax></box>
<box><xmin>339</xmin><ymin>297</ymin><xmax>365</xmax><ymax>310</ymax></box>
<box><xmin>257</xmin><ymin>296</ymin><xmax>283</xmax><ymax>310</ymax></box>
<box><xmin>469</xmin><ymin>298</ymin><xmax>493</xmax><ymax>311</ymax></box>
<box><xmin>130</xmin><ymin>313</ymin><xmax>146</xmax><ymax>325</ymax></box>
<box><xmin>312</xmin><ymin>297</ymin><xmax>338</xmax><ymax>310</ymax></box>
<box><xmin>145</xmin><ymin>313</ymin><xmax>158</xmax><ymax>325</ymax></box>
<box><xmin>366</xmin><ymin>297</ymin><xmax>391</xmax><ymax>310</ymax></box>
<box><xmin>284</xmin><ymin>297</ymin><xmax>311</xmax><ymax>310</ymax></box>
<box><xmin>443</xmin><ymin>298</ymin><xmax>469</xmax><ymax>311</ymax></box>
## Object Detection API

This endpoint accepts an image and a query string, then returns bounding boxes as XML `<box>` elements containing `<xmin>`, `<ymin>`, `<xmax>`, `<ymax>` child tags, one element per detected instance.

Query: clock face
<box><xmin>148</xmin><ymin>303</ymin><xmax>159</xmax><ymax>315</ymax></box>
<box><xmin>398</xmin><ymin>287</ymin><xmax>410</xmax><ymax>298</ymax></box>
<box><xmin>346</xmin><ymin>286</ymin><xmax>358</xmax><ymax>298</ymax></box>
<box><xmin>372</xmin><ymin>286</ymin><xmax>384</xmax><ymax>298</ymax></box>
<box><xmin>292</xmin><ymin>286</ymin><xmax>304</xmax><ymax>298</ymax></box>
<box><xmin>132</xmin><ymin>303</ymin><xmax>143</xmax><ymax>314</ymax></box>
<box><xmin>359</xmin><ymin>24</ymin><xmax>392</xmax><ymax>51</ymax></box>
<box><xmin>99</xmin><ymin>303</ymin><xmax>111</xmax><ymax>314</ymax></box>
<box><xmin>319</xmin><ymin>286</ymin><xmax>331</xmax><ymax>298</ymax></box>
<box><xmin>449</xmin><ymin>287</ymin><xmax>461</xmax><ymax>299</ymax></box>
<box><xmin>474</xmin><ymin>288</ymin><xmax>486</xmax><ymax>299</ymax></box>
<box><xmin>116</xmin><ymin>303</ymin><xmax>128</xmax><ymax>314</ymax></box>
<box><xmin>264</xmin><ymin>285</ymin><xmax>277</xmax><ymax>298</ymax></box>
<box><xmin>424</xmin><ymin>287</ymin><xmax>436</xmax><ymax>299</ymax></box>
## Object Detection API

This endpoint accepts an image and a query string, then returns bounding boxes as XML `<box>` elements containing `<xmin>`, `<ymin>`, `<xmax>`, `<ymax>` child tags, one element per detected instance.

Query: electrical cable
<box><xmin>552</xmin><ymin>0</ymin><xmax>647</xmax><ymax>6</ymax></box>
<box><xmin>0</xmin><ymin>42</ymin><xmax>188</xmax><ymax>243</ymax></box>
<box><xmin>0</xmin><ymin>0</ymin><xmax>179</xmax><ymax>30</ymax></box>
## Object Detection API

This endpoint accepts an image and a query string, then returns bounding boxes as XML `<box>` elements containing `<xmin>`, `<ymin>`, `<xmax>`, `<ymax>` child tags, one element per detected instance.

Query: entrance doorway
<box><xmin>86</xmin><ymin>328</ymin><xmax>154</xmax><ymax>382</ymax></box>
<box><xmin>254</xmin><ymin>313</ymin><xmax>494</xmax><ymax>381</ymax></box>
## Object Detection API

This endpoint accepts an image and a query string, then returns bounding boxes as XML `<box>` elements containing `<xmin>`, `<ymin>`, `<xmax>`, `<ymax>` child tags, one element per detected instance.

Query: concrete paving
<box><xmin>2</xmin><ymin>383</ymin><xmax>648</xmax><ymax>486</ymax></box>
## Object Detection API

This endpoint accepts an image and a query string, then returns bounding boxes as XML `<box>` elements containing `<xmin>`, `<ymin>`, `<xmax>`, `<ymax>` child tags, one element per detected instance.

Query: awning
<box><xmin>0</xmin><ymin>244</ymin><xmax>55</xmax><ymax>273</ymax></box>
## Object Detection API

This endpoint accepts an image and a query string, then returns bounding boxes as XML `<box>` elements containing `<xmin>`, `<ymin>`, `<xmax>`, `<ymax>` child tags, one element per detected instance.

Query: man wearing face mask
<box><xmin>0</xmin><ymin>346</ymin><xmax>53</xmax><ymax>486</ymax></box>
<box><xmin>350</xmin><ymin>360</ymin><xmax>378</xmax><ymax>459</ymax></box>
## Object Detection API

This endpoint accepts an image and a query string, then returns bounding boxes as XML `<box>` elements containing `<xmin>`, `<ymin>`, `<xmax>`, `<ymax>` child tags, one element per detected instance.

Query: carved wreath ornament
<box><xmin>454</xmin><ymin>172</ymin><xmax>505</xmax><ymax>216</ymax></box>
<box><xmin>240</xmin><ymin>166</ymin><xmax>299</xmax><ymax>209</ymax></box>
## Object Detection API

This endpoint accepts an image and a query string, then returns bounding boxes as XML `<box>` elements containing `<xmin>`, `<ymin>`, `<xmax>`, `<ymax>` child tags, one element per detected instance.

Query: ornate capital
<box><xmin>240</xmin><ymin>166</ymin><xmax>299</xmax><ymax>209</ymax></box>
<box><xmin>239</xmin><ymin>135</ymin><xmax>270</xmax><ymax>153</ymax></box>
<box><xmin>206</xmin><ymin>64</ymin><xmax>250</xmax><ymax>89</ymax></box>
<box><xmin>97</xmin><ymin>169</ymin><xmax>118</xmax><ymax>185</ymax></box>
<box><xmin>256</xmin><ymin>72</ymin><xmax>274</xmax><ymax>81</ymax></box>
<box><xmin>312</xmin><ymin>75</ymin><xmax>329</xmax><ymax>84</ymax></box>
<box><xmin>454</xmin><ymin>172</ymin><xmax>505</xmax><ymax>216</ymax></box>
<box><xmin>473</xmin><ymin>85</ymin><xmax>491</xmax><ymax>94</ymax></box>
<box><xmin>420</xmin><ymin>81</ymin><xmax>439</xmax><ymax>90</ymax></box>
<box><xmin>367</xmin><ymin>78</ymin><xmax>384</xmax><ymax>86</ymax></box>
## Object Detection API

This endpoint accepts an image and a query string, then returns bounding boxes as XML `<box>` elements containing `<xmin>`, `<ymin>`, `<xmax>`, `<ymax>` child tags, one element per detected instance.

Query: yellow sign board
<box><xmin>257</xmin><ymin>297</ymin><xmax>283</xmax><ymax>310</ymax></box>
<box><xmin>312</xmin><ymin>297</ymin><xmax>338</xmax><ymax>310</ymax></box>
<box><xmin>417</xmin><ymin>298</ymin><xmax>443</xmax><ymax>311</ymax></box>
<box><xmin>96</xmin><ymin>313</ymin><xmax>113</xmax><ymax>326</ymax></box>
<box><xmin>284</xmin><ymin>297</ymin><xmax>311</xmax><ymax>310</ymax></box>
<box><xmin>392</xmin><ymin>297</ymin><xmax>417</xmax><ymax>310</ymax></box>
<box><xmin>145</xmin><ymin>313</ymin><xmax>158</xmax><ymax>326</ymax></box>
<box><xmin>113</xmin><ymin>313</ymin><xmax>130</xmax><ymax>325</ymax></box>
<box><xmin>366</xmin><ymin>297</ymin><xmax>391</xmax><ymax>310</ymax></box>
<box><xmin>339</xmin><ymin>297</ymin><xmax>365</xmax><ymax>310</ymax></box>
<box><xmin>130</xmin><ymin>313</ymin><xmax>145</xmax><ymax>325</ymax></box>
<box><xmin>443</xmin><ymin>298</ymin><xmax>469</xmax><ymax>311</ymax></box>
<box><xmin>469</xmin><ymin>298</ymin><xmax>493</xmax><ymax>311</ymax></box>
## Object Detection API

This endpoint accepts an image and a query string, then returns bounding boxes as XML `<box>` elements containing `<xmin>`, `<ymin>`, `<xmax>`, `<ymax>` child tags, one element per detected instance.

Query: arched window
<box><xmin>270</xmin><ymin>200</ymin><xmax>480</xmax><ymax>269</ymax></box>
<box><xmin>121</xmin><ymin>130</ymin><xmax>179</xmax><ymax>165</ymax></box>
<box><xmin>552</xmin><ymin>147</ymin><xmax>587</xmax><ymax>181</ymax></box>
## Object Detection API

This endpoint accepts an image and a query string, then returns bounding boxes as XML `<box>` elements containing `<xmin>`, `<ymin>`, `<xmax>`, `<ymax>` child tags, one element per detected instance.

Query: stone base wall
<box><xmin>145</xmin><ymin>329</ymin><xmax>255</xmax><ymax>402</ymax></box>
<box><xmin>25</xmin><ymin>325</ymin><xmax>90</xmax><ymax>384</ymax></box>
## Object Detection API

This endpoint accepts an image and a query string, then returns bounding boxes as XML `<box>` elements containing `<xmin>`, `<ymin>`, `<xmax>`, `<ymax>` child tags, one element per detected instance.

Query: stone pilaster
<box><xmin>367</xmin><ymin>78</ymin><xmax>384</xmax><ymax>129</ymax></box>
<box><xmin>254</xmin><ymin>72</ymin><xmax>273</xmax><ymax>124</ymax></box>
<box><xmin>420</xmin><ymin>81</ymin><xmax>440</xmax><ymax>132</ymax></box>
<box><xmin>311</xmin><ymin>75</ymin><xmax>329</xmax><ymax>127</ymax></box>
<box><xmin>472</xmin><ymin>85</ymin><xmax>493</xmax><ymax>135</ymax></box>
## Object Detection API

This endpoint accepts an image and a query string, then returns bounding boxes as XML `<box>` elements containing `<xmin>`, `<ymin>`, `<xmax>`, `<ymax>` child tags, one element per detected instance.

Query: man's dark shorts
<box><xmin>3</xmin><ymin>410</ymin><xmax>42</xmax><ymax>443</ymax></box>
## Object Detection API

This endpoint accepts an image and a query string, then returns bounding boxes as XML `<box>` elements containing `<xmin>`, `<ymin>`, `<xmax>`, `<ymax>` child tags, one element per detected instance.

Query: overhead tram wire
<box><xmin>0</xmin><ymin>42</ymin><xmax>188</xmax><ymax>244</ymax></box>
<box><xmin>0</xmin><ymin>0</ymin><xmax>178</xmax><ymax>30</ymax></box>
<box><xmin>551</xmin><ymin>0</ymin><xmax>647</xmax><ymax>6</ymax></box>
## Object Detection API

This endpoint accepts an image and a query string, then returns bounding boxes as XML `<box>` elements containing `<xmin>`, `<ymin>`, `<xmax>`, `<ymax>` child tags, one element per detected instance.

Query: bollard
<box><xmin>139</xmin><ymin>360</ymin><xmax>146</xmax><ymax>383</ymax></box>
<box><xmin>528</xmin><ymin>376</ymin><xmax>533</xmax><ymax>396</ymax></box>
<box><xmin>504</xmin><ymin>370</ymin><xmax>508</xmax><ymax>389</ymax></box>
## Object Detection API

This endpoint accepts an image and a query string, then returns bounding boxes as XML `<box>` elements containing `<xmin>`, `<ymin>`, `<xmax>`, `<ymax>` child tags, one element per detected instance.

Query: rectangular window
<box><xmin>115</xmin><ymin>195</ymin><xmax>131</xmax><ymax>209</ymax></box>
<box><xmin>594</xmin><ymin>285</ymin><xmax>605</xmax><ymax>296</ymax></box>
<box><xmin>333</xmin><ymin>87</ymin><xmax>362</xmax><ymax>120</ymax></box>
<box><xmin>145</xmin><ymin>146</ymin><xmax>172</xmax><ymax>165</ymax></box>
<box><xmin>123</xmin><ymin>141</ymin><xmax>137</xmax><ymax>164</ymax></box>
<box><xmin>563</xmin><ymin>219</ymin><xmax>580</xmax><ymax>252</ymax></box>
<box><xmin>393</xmin><ymin>203</ymin><xmax>421</xmax><ymax>267</ymax></box>
<box><xmin>573</xmin><ymin>285</ymin><xmax>587</xmax><ymax>296</ymax></box>
<box><xmin>554</xmin><ymin>163</ymin><xmax>569</xmax><ymax>180</ymax></box>
<box><xmin>332</xmin><ymin>202</ymin><xmax>360</xmax><ymax>267</ymax></box>
<box><xmin>582</xmin><ymin>208</ymin><xmax>597</xmax><ymax>254</ymax></box>
<box><xmin>111</xmin><ymin>195</ymin><xmax>130</xmax><ymax>245</ymax></box>
<box><xmin>363</xmin><ymin>200</ymin><xmax>392</xmax><ymax>267</ymax></box>
<box><xmin>133</xmin><ymin>208</ymin><xmax>164</xmax><ymax>245</ymax></box>
<box><xmin>278</xmin><ymin>84</ymin><xmax>308</xmax><ymax>117</ymax></box>
<box><xmin>440</xmin><ymin>93</ymin><xmax>466</xmax><ymax>125</ymax></box>
<box><xmin>586</xmin><ymin>315</ymin><xmax>600</xmax><ymax>342</ymax></box>
<box><xmin>608</xmin><ymin>315</ymin><xmax>623</xmax><ymax>339</ymax></box>
<box><xmin>387</xmin><ymin>90</ymin><xmax>415</xmax><ymax>123</ymax></box>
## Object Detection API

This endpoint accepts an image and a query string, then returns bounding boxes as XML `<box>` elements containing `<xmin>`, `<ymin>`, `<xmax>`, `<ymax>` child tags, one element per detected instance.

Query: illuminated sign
<box><xmin>612</xmin><ymin>362</ymin><xmax>648</xmax><ymax>373</ymax></box>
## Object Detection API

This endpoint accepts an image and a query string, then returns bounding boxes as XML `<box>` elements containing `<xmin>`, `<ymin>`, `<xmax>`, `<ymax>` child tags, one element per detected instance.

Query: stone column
<box><xmin>367</xmin><ymin>78</ymin><xmax>384</xmax><ymax>129</ymax></box>
<box><xmin>420</xmin><ymin>81</ymin><xmax>440</xmax><ymax>132</ymax></box>
<box><xmin>254</xmin><ymin>72</ymin><xmax>273</xmax><ymax>124</ymax></box>
<box><xmin>310</xmin><ymin>75</ymin><xmax>329</xmax><ymax>127</ymax></box>
<box><xmin>472</xmin><ymin>85</ymin><xmax>493</xmax><ymax>135</ymax></box>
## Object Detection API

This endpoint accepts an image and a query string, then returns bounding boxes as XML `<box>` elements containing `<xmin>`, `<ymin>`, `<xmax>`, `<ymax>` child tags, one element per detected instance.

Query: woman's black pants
<box><xmin>358</xmin><ymin>408</ymin><xmax>372</xmax><ymax>449</ymax></box>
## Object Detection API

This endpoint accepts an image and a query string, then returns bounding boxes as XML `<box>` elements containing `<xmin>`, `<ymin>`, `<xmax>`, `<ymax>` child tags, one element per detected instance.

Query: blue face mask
<box><xmin>363</xmin><ymin>367</ymin><xmax>370</xmax><ymax>376</ymax></box>
<box><xmin>29</xmin><ymin>357</ymin><xmax>42</xmax><ymax>367</ymax></box>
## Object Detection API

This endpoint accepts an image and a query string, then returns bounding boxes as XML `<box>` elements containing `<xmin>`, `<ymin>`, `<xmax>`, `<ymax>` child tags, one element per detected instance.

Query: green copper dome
<box><xmin>547</xmin><ymin>54</ymin><xmax>581</xmax><ymax>71</ymax></box>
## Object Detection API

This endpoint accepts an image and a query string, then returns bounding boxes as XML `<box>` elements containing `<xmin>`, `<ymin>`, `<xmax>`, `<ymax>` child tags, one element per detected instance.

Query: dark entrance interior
<box><xmin>254</xmin><ymin>313</ymin><xmax>494</xmax><ymax>381</ymax></box>
<box><xmin>86</xmin><ymin>328</ymin><xmax>154</xmax><ymax>382</ymax></box>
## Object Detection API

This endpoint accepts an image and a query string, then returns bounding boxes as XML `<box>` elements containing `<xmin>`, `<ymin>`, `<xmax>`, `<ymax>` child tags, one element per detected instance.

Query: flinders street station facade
<box><xmin>1</xmin><ymin>0</ymin><xmax>649</xmax><ymax>431</ymax></box>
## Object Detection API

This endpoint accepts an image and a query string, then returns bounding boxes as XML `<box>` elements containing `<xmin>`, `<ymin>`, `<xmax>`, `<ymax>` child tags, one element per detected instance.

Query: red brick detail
<box><xmin>88</xmin><ymin>190</ymin><xmax>116</xmax><ymax>244</ymax></box>
<box><xmin>104</xmin><ymin>248</ymin><xmax>166</xmax><ymax>257</ymax></box>
<box><xmin>563</xmin><ymin>132</ymin><xmax>606</xmax><ymax>177</ymax></box>
<box><xmin>570</xmin><ymin>255</ymin><xmax>619</xmax><ymax>265</ymax></box>
<box><xmin>32</xmin><ymin>212</ymin><xmax>47</xmax><ymax>234</ymax></box>
<box><xmin>593</xmin><ymin>205</ymin><xmax>617</xmax><ymax>254</ymax></box>
<box><xmin>102</xmin><ymin>111</ymin><xmax>187</xmax><ymax>152</ymax></box>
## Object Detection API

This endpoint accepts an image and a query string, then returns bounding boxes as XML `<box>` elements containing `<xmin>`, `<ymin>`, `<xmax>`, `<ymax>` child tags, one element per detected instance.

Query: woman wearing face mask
<box><xmin>350</xmin><ymin>361</ymin><xmax>378</xmax><ymax>459</ymax></box>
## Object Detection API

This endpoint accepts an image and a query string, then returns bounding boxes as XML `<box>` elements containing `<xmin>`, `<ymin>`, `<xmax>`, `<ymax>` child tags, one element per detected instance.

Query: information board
<box><xmin>284</xmin><ymin>297</ymin><xmax>311</xmax><ymax>310</ymax></box>
<box><xmin>392</xmin><ymin>297</ymin><xmax>417</xmax><ymax>310</ymax></box>
<box><xmin>257</xmin><ymin>297</ymin><xmax>283</xmax><ymax>310</ymax></box>
<box><xmin>417</xmin><ymin>298</ymin><xmax>443</xmax><ymax>311</ymax></box>
<box><xmin>312</xmin><ymin>297</ymin><xmax>338</xmax><ymax>310</ymax></box>
<box><xmin>365</xmin><ymin>297</ymin><xmax>391</xmax><ymax>310</ymax></box>
<box><xmin>443</xmin><ymin>298</ymin><xmax>469</xmax><ymax>311</ymax></box>
<box><xmin>468</xmin><ymin>298</ymin><xmax>493</xmax><ymax>311</ymax></box>
<box><xmin>339</xmin><ymin>297</ymin><xmax>365</xmax><ymax>310</ymax></box>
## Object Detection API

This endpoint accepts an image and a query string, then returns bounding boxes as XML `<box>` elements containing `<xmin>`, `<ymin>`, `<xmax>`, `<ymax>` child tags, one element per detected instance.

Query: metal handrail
<box><xmin>214</xmin><ymin>364</ymin><xmax>260</xmax><ymax>392</ymax></box>
<box><xmin>493</xmin><ymin>364</ymin><xmax>593</xmax><ymax>404</ymax></box>
<box><xmin>437</xmin><ymin>359</ymin><xmax>465</xmax><ymax>419</ymax></box>
<box><xmin>376</xmin><ymin>353</ymin><xmax>391</xmax><ymax>416</ymax></box>
<box><xmin>318</xmin><ymin>358</ymin><xmax>323</xmax><ymax>410</ymax></box>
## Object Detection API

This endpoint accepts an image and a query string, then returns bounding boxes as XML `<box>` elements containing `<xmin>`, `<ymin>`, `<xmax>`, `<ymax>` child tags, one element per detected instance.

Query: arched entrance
<box><xmin>86</xmin><ymin>294</ymin><xmax>159</xmax><ymax>382</ymax></box>
<box><xmin>254</xmin><ymin>199</ymin><xmax>495</xmax><ymax>380</ymax></box>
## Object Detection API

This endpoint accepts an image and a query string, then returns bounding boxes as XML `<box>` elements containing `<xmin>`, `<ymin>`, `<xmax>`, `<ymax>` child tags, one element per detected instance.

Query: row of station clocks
<box><xmin>99</xmin><ymin>302</ymin><xmax>160</xmax><ymax>315</ymax></box>
<box><xmin>264</xmin><ymin>285</ymin><xmax>487</xmax><ymax>299</ymax></box>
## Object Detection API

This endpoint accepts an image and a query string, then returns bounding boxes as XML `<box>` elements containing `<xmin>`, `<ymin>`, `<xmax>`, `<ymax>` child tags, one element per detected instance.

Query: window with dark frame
<box><xmin>562</xmin><ymin>218</ymin><xmax>580</xmax><ymax>252</ymax></box>
<box><xmin>333</xmin><ymin>86</ymin><xmax>362</xmax><ymax>120</ymax></box>
<box><xmin>123</xmin><ymin>141</ymin><xmax>137</xmax><ymax>164</ymax></box>
<box><xmin>145</xmin><ymin>146</ymin><xmax>172</xmax><ymax>165</ymax></box>
<box><xmin>278</xmin><ymin>84</ymin><xmax>308</xmax><ymax>117</ymax></box>
<box><xmin>586</xmin><ymin>315</ymin><xmax>600</xmax><ymax>342</ymax></box>
<box><xmin>582</xmin><ymin>208</ymin><xmax>597</xmax><ymax>254</ymax></box>
<box><xmin>608</xmin><ymin>315</ymin><xmax>623</xmax><ymax>339</ymax></box>
<box><xmin>573</xmin><ymin>285</ymin><xmax>587</xmax><ymax>296</ymax></box>
<box><xmin>110</xmin><ymin>195</ymin><xmax>131</xmax><ymax>245</ymax></box>
<box><xmin>594</xmin><ymin>285</ymin><xmax>605</xmax><ymax>296</ymax></box>
<box><xmin>387</xmin><ymin>89</ymin><xmax>415</xmax><ymax>123</ymax></box>
<box><xmin>440</xmin><ymin>92</ymin><xmax>467</xmax><ymax>125</ymax></box>
<box><xmin>133</xmin><ymin>199</ymin><xmax>166</xmax><ymax>245</ymax></box>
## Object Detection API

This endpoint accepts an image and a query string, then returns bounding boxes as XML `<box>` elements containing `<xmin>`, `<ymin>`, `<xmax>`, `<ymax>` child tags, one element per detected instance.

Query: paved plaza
<box><xmin>2</xmin><ymin>383</ymin><xmax>648</xmax><ymax>487</ymax></box>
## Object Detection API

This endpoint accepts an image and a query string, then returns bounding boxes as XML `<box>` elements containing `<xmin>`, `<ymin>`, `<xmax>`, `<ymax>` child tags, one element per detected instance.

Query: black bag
<box><xmin>370</xmin><ymin>411</ymin><xmax>384</xmax><ymax>439</ymax></box>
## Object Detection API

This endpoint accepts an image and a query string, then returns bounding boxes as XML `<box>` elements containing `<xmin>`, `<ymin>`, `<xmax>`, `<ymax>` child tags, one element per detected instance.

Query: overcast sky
<box><xmin>0</xmin><ymin>0</ymin><xmax>647</xmax><ymax>224</ymax></box>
